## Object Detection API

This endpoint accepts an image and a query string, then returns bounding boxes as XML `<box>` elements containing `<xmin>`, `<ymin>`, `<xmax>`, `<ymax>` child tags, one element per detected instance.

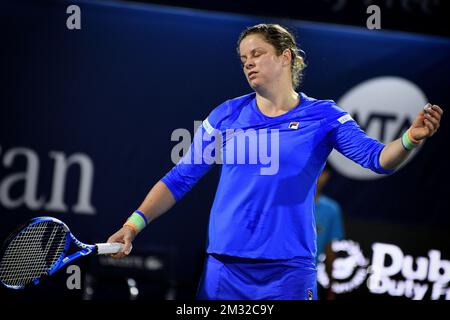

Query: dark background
<box><xmin>129</xmin><ymin>0</ymin><xmax>450</xmax><ymax>37</ymax></box>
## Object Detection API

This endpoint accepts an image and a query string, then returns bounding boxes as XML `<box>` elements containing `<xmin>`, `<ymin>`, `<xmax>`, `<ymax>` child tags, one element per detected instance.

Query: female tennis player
<box><xmin>107</xmin><ymin>24</ymin><xmax>443</xmax><ymax>300</ymax></box>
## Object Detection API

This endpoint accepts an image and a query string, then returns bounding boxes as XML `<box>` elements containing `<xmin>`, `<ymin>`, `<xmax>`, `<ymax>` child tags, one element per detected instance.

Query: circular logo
<box><xmin>318</xmin><ymin>240</ymin><xmax>369</xmax><ymax>294</ymax></box>
<box><xmin>328</xmin><ymin>76</ymin><xmax>428</xmax><ymax>180</ymax></box>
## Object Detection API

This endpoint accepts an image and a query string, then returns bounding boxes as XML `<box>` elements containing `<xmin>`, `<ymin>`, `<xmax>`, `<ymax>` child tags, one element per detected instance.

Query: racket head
<box><xmin>0</xmin><ymin>217</ymin><xmax>71</xmax><ymax>289</ymax></box>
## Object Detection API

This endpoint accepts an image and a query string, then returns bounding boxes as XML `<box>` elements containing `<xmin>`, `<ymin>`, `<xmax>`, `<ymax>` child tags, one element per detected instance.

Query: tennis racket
<box><xmin>0</xmin><ymin>216</ymin><xmax>128</xmax><ymax>289</ymax></box>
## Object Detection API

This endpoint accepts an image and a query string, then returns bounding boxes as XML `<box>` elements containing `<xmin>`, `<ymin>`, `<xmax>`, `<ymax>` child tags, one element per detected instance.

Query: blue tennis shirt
<box><xmin>162</xmin><ymin>92</ymin><xmax>394</xmax><ymax>263</ymax></box>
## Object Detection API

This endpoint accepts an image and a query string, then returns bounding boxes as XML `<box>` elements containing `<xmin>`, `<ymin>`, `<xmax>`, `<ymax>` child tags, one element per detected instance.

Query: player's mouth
<box><xmin>248</xmin><ymin>71</ymin><xmax>258</xmax><ymax>79</ymax></box>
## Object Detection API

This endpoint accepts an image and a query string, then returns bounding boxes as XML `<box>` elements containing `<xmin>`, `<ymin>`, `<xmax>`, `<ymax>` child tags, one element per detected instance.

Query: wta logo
<box><xmin>328</xmin><ymin>76</ymin><xmax>428</xmax><ymax>180</ymax></box>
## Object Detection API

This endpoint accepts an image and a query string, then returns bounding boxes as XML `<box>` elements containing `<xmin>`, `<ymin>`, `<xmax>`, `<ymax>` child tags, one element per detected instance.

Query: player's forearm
<box><xmin>379</xmin><ymin>138</ymin><xmax>412</xmax><ymax>170</ymax></box>
<box><xmin>136</xmin><ymin>180</ymin><xmax>176</xmax><ymax>223</ymax></box>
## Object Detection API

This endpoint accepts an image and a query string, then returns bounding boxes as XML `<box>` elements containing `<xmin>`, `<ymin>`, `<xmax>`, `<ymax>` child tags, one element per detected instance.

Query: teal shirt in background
<box><xmin>314</xmin><ymin>195</ymin><xmax>345</xmax><ymax>264</ymax></box>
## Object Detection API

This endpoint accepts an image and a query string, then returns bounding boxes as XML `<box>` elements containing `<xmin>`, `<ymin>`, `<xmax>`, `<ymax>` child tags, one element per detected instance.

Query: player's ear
<box><xmin>282</xmin><ymin>49</ymin><xmax>292</xmax><ymax>67</ymax></box>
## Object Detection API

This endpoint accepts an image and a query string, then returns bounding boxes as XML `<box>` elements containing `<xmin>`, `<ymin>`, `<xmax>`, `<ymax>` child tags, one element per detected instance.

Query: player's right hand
<box><xmin>107</xmin><ymin>226</ymin><xmax>136</xmax><ymax>258</ymax></box>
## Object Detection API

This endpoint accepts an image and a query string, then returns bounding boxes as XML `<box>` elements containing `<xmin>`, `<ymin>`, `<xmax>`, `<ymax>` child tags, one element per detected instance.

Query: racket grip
<box><xmin>96</xmin><ymin>243</ymin><xmax>129</xmax><ymax>255</ymax></box>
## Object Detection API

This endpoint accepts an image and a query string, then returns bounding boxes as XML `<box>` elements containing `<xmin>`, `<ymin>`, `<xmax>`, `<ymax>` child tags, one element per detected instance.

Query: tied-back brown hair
<box><xmin>237</xmin><ymin>24</ymin><xmax>307</xmax><ymax>89</ymax></box>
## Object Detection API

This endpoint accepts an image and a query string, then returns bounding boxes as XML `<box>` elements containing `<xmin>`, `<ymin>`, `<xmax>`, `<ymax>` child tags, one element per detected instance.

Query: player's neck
<box><xmin>255</xmin><ymin>87</ymin><xmax>299</xmax><ymax>117</ymax></box>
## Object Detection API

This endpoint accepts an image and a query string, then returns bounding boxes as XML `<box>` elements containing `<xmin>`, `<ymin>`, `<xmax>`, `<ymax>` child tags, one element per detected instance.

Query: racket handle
<box><xmin>95</xmin><ymin>243</ymin><xmax>129</xmax><ymax>255</ymax></box>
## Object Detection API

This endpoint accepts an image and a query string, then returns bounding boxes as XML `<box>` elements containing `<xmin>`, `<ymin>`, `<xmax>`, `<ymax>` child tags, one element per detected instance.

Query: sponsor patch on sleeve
<box><xmin>337</xmin><ymin>114</ymin><xmax>353</xmax><ymax>124</ymax></box>
<box><xmin>202</xmin><ymin>118</ymin><xmax>214</xmax><ymax>134</ymax></box>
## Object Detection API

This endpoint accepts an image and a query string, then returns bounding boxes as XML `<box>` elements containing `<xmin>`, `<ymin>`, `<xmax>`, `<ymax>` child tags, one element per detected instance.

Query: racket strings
<box><xmin>0</xmin><ymin>221</ymin><xmax>68</xmax><ymax>287</ymax></box>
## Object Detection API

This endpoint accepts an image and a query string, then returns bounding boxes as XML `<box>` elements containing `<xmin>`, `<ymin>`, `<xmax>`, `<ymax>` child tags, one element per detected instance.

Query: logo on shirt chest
<box><xmin>288</xmin><ymin>121</ymin><xmax>300</xmax><ymax>130</ymax></box>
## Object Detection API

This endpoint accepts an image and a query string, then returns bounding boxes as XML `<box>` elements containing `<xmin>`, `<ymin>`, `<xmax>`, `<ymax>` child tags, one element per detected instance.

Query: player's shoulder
<box><xmin>300</xmin><ymin>92</ymin><xmax>345</xmax><ymax>116</ymax></box>
<box><xmin>205</xmin><ymin>92</ymin><xmax>255</xmax><ymax>128</ymax></box>
<box><xmin>227</xmin><ymin>92</ymin><xmax>256</xmax><ymax>107</ymax></box>
<box><xmin>300</xmin><ymin>93</ymin><xmax>353</xmax><ymax>129</ymax></box>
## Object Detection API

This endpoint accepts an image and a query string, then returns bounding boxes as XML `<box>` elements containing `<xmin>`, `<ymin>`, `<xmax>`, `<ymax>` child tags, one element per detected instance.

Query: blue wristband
<box><xmin>134</xmin><ymin>210</ymin><xmax>148</xmax><ymax>225</ymax></box>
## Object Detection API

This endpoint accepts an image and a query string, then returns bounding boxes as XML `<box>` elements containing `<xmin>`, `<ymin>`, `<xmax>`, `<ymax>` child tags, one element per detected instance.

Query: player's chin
<box><xmin>248</xmin><ymin>79</ymin><xmax>262</xmax><ymax>90</ymax></box>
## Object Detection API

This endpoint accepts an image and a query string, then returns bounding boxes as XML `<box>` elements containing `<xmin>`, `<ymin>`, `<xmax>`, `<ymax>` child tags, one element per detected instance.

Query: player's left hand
<box><xmin>410</xmin><ymin>103</ymin><xmax>443</xmax><ymax>141</ymax></box>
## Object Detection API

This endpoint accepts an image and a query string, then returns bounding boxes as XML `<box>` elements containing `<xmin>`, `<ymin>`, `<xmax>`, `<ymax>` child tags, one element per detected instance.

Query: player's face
<box><xmin>239</xmin><ymin>34</ymin><xmax>286</xmax><ymax>90</ymax></box>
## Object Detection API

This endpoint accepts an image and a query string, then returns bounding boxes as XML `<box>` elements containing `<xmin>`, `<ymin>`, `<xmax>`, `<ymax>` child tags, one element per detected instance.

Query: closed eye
<box><xmin>239</xmin><ymin>49</ymin><xmax>267</xmax><ymax>66</ymax></box>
